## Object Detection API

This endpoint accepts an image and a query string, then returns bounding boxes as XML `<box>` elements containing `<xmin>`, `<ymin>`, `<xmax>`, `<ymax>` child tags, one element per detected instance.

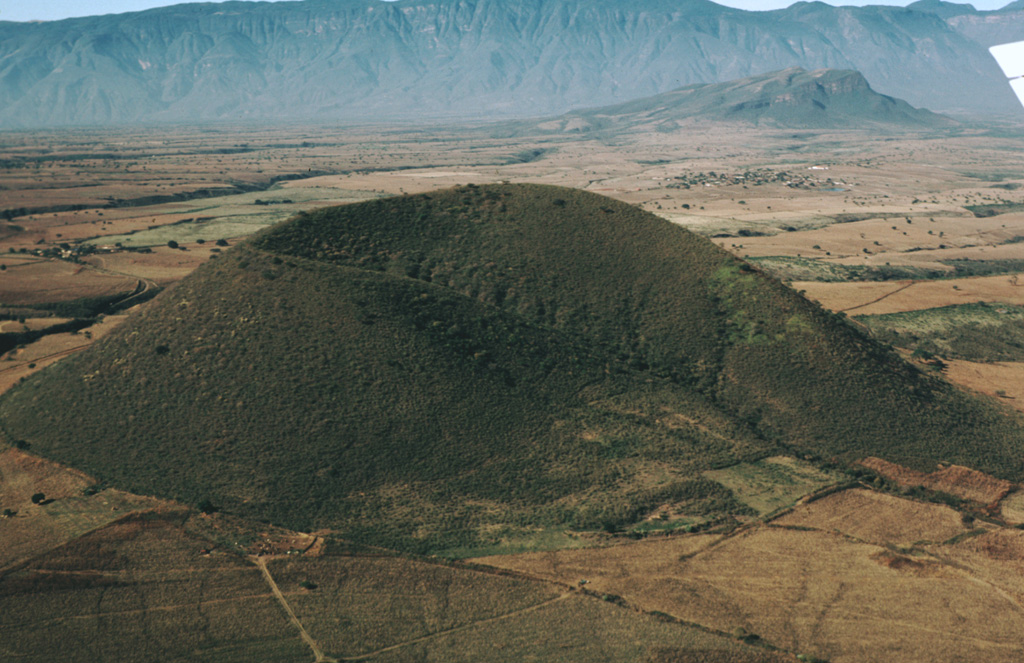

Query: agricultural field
<box><xmin>0</xmin><ymin>512</ymin><xmax>311</xmax><ymax>663</ymax></box>
<box><xmin>772</xmin><ymin>488</ymin><xmax>970</xmax><ymax>546</ymax></box>
<box><xmin>702</xmin><ymin>456</ymin><xmax>843</xmax><ymax>516</ymax></box>
<box><xmin>854</xmin><ymin>303</ymin><xmax>1024</xmax><ymax>361</ymax></box>
<box><xmin>476</xmin><ymin>486</ymin><xmax>1024</xmax><ymax>663</ymax></box>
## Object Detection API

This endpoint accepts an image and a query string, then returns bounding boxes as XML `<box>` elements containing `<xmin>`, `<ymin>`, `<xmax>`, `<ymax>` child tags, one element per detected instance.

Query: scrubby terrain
<box><xmin>3</xmin><ymin>184</ymin><xmax>1022</xmax><ymax>555</ymax></box>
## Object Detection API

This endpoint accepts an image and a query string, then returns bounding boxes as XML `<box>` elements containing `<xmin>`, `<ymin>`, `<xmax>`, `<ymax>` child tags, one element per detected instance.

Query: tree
<box><xmin>167</xmin><ymin>240</ymin><xmax>179</xmax><ymax>249</ymax></box>
<box><xmin>31</xmin><ymin>493</ymin><xmax>45</xmax><ymax>504</ymax></box>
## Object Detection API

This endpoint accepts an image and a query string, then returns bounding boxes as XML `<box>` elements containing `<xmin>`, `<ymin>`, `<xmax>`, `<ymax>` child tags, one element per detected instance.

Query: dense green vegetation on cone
<box><xmin>3</xmin><ymin>184</ymin><xmax>1021</xmax><ymax>553</ymax></box>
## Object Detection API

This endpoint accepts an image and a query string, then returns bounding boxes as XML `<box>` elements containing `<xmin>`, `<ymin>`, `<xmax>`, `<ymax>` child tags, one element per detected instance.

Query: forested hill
<box><xmin>0</xmin><ymin>0</ymin><xmax>1020</xmax><ymax>128</ymax></box>
<box><xmin>2</xmin><ymin>184</ymin><xmax>1022</xmax><ymax>553</ymax></box>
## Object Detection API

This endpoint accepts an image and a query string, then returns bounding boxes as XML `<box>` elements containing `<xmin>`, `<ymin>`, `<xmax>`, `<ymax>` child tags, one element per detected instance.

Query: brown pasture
<box><xmin>795</xmin><ymin>273</ymin><xmax>1024</xmax><ymax>315</ymax></box>
<box><xmin>0</xmin><ymin>314</ymin><xmax>125</xmax><ymax>395</ymax></box>
<box><xmin>0</xmin><ymin>448</ymin><xmax>168</xmax><ymax>570</ymax></box>
<box><xmin>858</xmin><ymin>457</ymin><xmax>1016</xmax><ymax>507</ymax></box>
<box><xmin>477</xmin><ymin>490</ymin><xmax>1024</xmax><ymax>663</ymax></box>
<box><xmin>0</xmin><ymin>317</ymin><xmax>72</xmax><ymax>333</ymax></box>
<box><xmin>0</xmin><ymin>258</ymin><xmax>138</xmax><ymax>307</ymax></box>
<box><xmin>0</xmin><ymin>511</ymin><xmax>311</xmax><ymax>663</ymax></box>
<box><xmin>773</xmin><ymin>487</ymin><xmax>968</xmax><ymax>545</ymax></box>
<box><xmin>720</xmin><ymin>212</ymin><xmax>1024</xmax><ymax>262</ymax></box>
<box><xmin>942</xmin><ymin>359</ymin><xmax>1024</xmax><ymax>414</ymax></box>
<box><xmin>82</xmin><ymin>245</ymin><xmax>212</xmax><ymax>284</ymax></box>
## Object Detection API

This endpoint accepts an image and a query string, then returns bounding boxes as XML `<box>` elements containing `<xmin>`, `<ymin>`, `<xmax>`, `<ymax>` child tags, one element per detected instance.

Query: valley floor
<box><xmin>3</xmin><ymin>120</ymin><xmax>1024</xmax><ymax>660</ymax></box>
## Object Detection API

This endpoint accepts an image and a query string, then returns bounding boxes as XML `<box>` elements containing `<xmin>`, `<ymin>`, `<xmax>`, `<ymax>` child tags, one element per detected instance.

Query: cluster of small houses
<box><xmin>7</xmin><ymin>242</ymin><xmax>148</xmax><ymax>262</ymax></box>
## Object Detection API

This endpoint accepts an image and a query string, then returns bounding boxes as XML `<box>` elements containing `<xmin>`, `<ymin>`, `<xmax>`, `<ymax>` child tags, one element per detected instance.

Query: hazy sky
<box><xmin>0</xmin><ymin>0</ymin><xmax>1016</xmax><ymax>23</ymax></box>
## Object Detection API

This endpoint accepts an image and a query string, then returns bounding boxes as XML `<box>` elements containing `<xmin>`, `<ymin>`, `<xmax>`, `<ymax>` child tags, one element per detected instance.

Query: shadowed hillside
<box><xmin>2</xmin><ymin>184</ymin><xmax>1022</xmax><ymax>553</ymax></box>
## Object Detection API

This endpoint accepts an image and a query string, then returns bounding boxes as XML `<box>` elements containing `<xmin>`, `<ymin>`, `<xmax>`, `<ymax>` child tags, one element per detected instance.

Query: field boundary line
<box><xmin>0</xmin><ymin>344</ymin><xmax>91</xmax><ymax>375</ymax></box>
<box><xmin>839</xmin><ymin>281</ymin><xmax>915</xmax><ymax>313</ymax></box>
<box><xmin>339</xmin><ymin>591</ymin><xmax>572</xmax><ymax>660</ymax></box>
<box><xmin>0</xmin><ymin>507</ymin><xmax>187</xmax><ymax>578</ymax></box>
<box><xmin>253</xmin><ymin>555</ymin><xmax>336</xmax><ymax>663</ymax></box>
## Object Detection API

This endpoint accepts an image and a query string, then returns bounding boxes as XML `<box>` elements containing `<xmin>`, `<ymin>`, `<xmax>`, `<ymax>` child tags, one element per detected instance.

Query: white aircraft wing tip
<box><xmin>990</xmin><ymin>40</ymin><xmax>1024</xmax><ymax>79</ymax></box>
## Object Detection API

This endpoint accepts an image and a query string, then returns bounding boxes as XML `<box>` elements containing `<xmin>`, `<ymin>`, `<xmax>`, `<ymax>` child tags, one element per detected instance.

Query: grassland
<box><xmin>855</xmin><ymin>303</ymin><xmax>1024</xmax><ymax>362</ymax></box>
<box><xmin>751</xmin><ymin>256</ymin><xmax>1024</xmax><ymax>283</ymax></box>
<box><xmin>702</xmin><ymin>456</ymin><xmax>843</xmax><ymax>516</ymax></box>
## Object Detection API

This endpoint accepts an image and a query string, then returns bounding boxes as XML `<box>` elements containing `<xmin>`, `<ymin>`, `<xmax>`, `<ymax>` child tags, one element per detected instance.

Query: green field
<box><xmin>751</xmin><ymin>256</ymin><xmax>1024</xmax><ymax>283</ymax></box>
<box><xmin>703</xmin><ymin>456</ymin><xmax>843</xmax><ymax>516</ymax></box>
<box><xmin>83</xmin><ymin>187</ymin><xmax>381</xmax><ymax>247</ymax></box>
<box><xmin>857</xmin><ymin>302</ymin><xmax>1024</xmax><ymax>362</ymax></box>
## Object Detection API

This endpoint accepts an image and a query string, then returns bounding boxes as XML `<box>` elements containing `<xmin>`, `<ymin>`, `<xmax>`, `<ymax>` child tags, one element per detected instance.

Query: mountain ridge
<box><xmin>0</xmin><ymin>0</ymin><xmax>1019</xmax><ymax>128</ymax></box>
<box><xmin>522</xmin><ymin>67</ymin><xmax>953</xmax><ymax>133</ymax></box>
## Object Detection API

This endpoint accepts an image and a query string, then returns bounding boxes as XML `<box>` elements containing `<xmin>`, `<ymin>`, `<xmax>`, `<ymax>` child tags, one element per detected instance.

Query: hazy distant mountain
<box><xmin>0</xmin><ymin>0</ymin><xmax>1020</xmax><ymax>128</ymax></box>
<box><xmin>524</xmin><ymin>67</ymin><xmax>954</xmax><ymax>134</ymax></box>
<box><xmin>906</xmin><ymin>1</ymin><xmax>979</xmax><ymax>20</ymax></box>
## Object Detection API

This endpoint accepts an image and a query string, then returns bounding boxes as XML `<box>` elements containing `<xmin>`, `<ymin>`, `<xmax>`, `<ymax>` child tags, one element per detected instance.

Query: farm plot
<box><xmin>0</xmin><ymin>259</ymin><xmax>138</xmax><ymax>307</ymax></box>
<box><xmin>477</xmin><ymin>521</ymin><xmax>1024</xmax><ymax>663</ymax></box>
<box><xmin>0</xmin><ymin>512</ymin><xmax>309</xmax><ymax>663</ymax></box>
<box><xmin>0</xmin><ymin>448</ymin><xmax>169</xmax><ymax>569</ymax></box>
<box><xmin>795</xmin><ymin>273</ymin><xmax>1024</xmax><ymax>316</ymax></box>
<box><xmin>702</xmin><ymin>456</ymin><xmax>842</xmax><ymax>516</ymax></box>
<box><xmin>858</xmin><ymin>457</ymin><xmax>1016</xmax><ymax>506</ymax></box>
<box><xmin>772</xmin><ymin>488</ymin><xmax>969</xmax><ymax>546</ymax></box>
